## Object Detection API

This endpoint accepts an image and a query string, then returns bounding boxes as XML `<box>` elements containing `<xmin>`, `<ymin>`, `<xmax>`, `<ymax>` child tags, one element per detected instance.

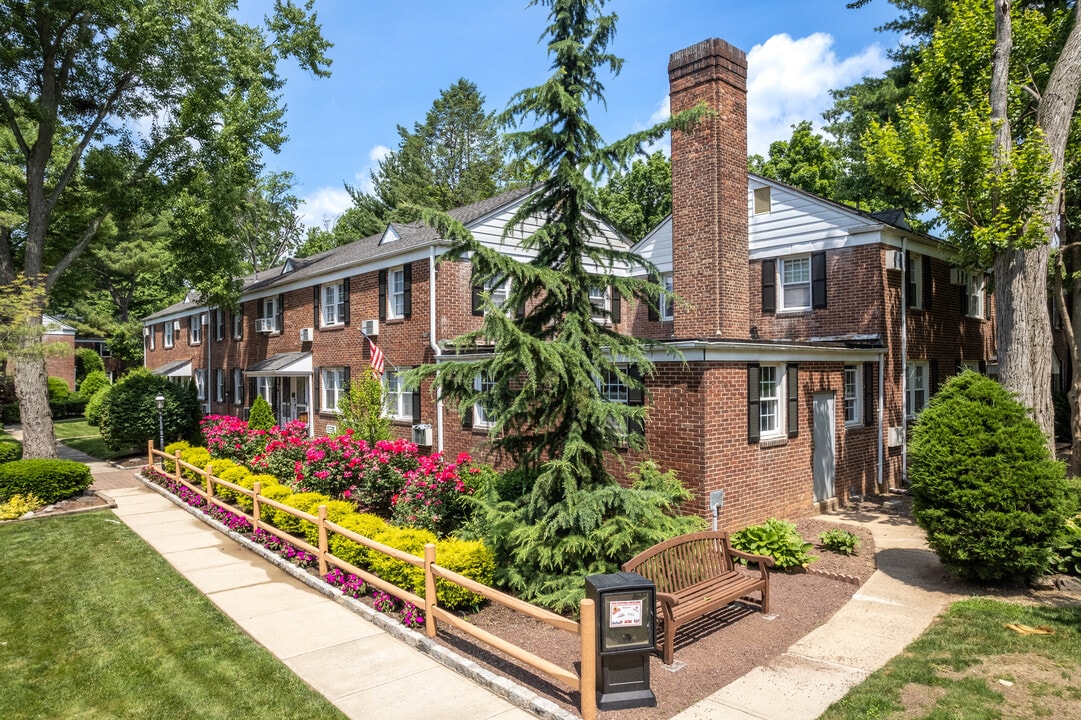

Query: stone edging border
<box><xmin>132</xmin><ymin>471</ymin><xmax>580</xmax><ymax>720</ymax></box>
<box><xmin>805</xmin><ymin>567</ymin><xmax>865</xmax><ymax>586</ymax></box>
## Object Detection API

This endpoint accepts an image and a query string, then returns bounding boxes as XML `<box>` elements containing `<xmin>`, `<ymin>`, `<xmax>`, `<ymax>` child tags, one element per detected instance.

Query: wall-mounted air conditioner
<box><xmin>299</xmin><ymin>327</ymin><xmax>314</xmax><ymax>342</ymax></box>
<box><xmin>143</xmin><ymin>327</ymin><xmax>150</xmax><ymax>337</ymax></box>
<box><xmin>361</xmin><ymin>319</ymin><xmax>379</xmax><ymax>336</ymax></box>
<box><xmin>949</xmin><ymin>268</ymin><xmax>966</xmax><ymax>286</ymax></box>
<box><xmin>887</xmin><ymin>250</ymin><xmax>904</xmax><ymax>272</ymax></box>
<box><xmin>412</xmin><ymin>423</ymin><xmax>432</xmax><ymax>446</ymax></box>
<box><xmin>173</xmin><ymin>320</ymin><xmax>182</xmax><ymax>331</ymax></box>
<box><xmin>255</xmin><ymin>318</ymin><xmax>275</xmax><ymax>333</ymax></box>
<box><xmin>887</xmin><ymin>426</ymin><xmax>905</xmax><ymax>447</ymax></box>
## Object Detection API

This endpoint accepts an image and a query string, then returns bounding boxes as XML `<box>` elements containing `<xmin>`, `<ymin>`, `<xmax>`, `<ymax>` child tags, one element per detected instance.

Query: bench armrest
<box><xmin>729</xmin><ymin>548</ymin><xmax>774</xmax><ymax>569</ymax></box>
<box><xmin>656</xmin><ymin>591</ymin><xmax>681</xmax><ymax>620</ymax></box>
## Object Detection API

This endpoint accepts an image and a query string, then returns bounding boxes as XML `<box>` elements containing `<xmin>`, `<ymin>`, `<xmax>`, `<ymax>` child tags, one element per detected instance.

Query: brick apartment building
<box><xmin>142</xmin><ymin>37</ymin><xmax>996</xmax><ymax>530</ymax></box>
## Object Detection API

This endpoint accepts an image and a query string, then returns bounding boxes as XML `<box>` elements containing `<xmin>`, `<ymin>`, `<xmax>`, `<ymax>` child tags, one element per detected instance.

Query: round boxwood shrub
<box><xmin>84</xmin><ymin>386</ymin><xmax>109</xmax><ymax>427</ymax></box>
<box><xmin>910</xmin><ymin>371</ymin><xmax>1071</xmax><ymax>583</ymax></box>
<box><xmin>78</xmin><ymin>370</ymin><xmax>110</xmax><ymax>401</ymax></box>
<box><xmin>0</xmin><ymin>459</ymin><xmax>93</xmax><ymax>504</ymax></box>
<box><xmin>0</xmin><ymin>439</ymin><xmax>23</xmax><ymax>464</ymax></box>
<box><xmin>75</xmin><ymin>348</ymin><xmax>105</xmax><ymax>384</ymax></box>
<box><xmin>47</xmin><ymin>376</ymin><xmax>71</xmax><ymax>402</ymax></box>
<box><xmin>98</xmin><ymin>369</ymin><xmax>201</xmax><ymax>452</ymax></box>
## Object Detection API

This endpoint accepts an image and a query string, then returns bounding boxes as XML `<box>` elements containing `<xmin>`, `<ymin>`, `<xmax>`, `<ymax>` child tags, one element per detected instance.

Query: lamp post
<box><xmin>155</xmin><ymin>393</ymin><xmax>165</xmax><ymax>466</ymax></box>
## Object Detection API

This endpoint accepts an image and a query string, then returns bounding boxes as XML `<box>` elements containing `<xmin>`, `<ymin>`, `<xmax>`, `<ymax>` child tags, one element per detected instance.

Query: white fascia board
<box><xmin>641</xmin><ymin>340</ymin><xmax>886</xmax><ymax>364</ymax></box>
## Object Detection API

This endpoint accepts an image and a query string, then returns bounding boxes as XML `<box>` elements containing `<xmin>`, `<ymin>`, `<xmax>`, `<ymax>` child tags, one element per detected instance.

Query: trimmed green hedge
<box><xmin>0</xmin><ymin>459</ymin><xmax>93</xmax><ymax>504</ymax></box>
<box><xmin>0</xmin><ymin>439</ymin><xmax>23</xmax><ymax>465</ymax></box>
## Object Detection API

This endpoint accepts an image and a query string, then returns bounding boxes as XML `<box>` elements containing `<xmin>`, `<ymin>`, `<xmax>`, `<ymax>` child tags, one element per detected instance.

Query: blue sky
<box><xmin>235</xmin><ymin>1</ymin><xmax>904</xmax><ymax>226</ymax></box>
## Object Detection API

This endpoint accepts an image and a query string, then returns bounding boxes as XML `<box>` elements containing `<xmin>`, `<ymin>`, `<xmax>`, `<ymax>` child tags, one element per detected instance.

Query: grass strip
<box><xmin>0</xmin><ymin>512</ymin><xmax>347</xmax><ymax>720</ymax></box>
<box><xmin>820</xmin><ymin>597</ymin><xmax>1081</xmax><ymax>720</ymax></box>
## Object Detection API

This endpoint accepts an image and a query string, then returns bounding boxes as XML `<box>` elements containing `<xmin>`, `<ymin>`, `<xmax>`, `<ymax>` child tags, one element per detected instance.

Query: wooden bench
<box><xmin>621</xmin><ymin>530</ymin><xmax>773</xmax><ymax>665</ymax></box>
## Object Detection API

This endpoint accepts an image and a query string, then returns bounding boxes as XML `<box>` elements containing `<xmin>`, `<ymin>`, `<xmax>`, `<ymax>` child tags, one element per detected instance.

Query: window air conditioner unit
<box><xmin>887</xmin><ymin>426</ymin><xmax>905</xmax><ymax>448</ymax></box>
<box><xmin>412</xmin><ymin>423</ymin><xmax>432</xmax><ymax>446</ymax></box>
<box><xmin>299</xmin><ymin>327</ymin><xmax>314</xmax><ymax>342</ymax></box>
<box><xmin>255</xmin><ymin>318</ymin><xmax>275</xmax><ymax>333</ymax></box>
<box><xmin>888</xmin><ymin>250</ymin><xmax>904</xmax><ymax>272</ymax></box>
<box><xmin>143</xmin><ymin>327</ymin><xmax>150</xmax><ymax>337</ymax></box>
<box><xmin>361</xmin><ymin>319</ymin><xmax>379</xmax><ymax>336</ymax></box>
<box><xmin>173</xmin><ymin>320</ymin><xmax>182</xmax><ymax>331</ymax></box>
<box><xmin>949</xmin><ymin>268</ymin><xmax>966</xmax><ymax>286</ymax></box>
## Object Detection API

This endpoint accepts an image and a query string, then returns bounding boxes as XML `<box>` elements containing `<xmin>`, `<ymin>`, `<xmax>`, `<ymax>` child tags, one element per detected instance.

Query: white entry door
<box><xmin>812</xmin><ymin>391</ymin><xmax>836</xmax><ymax>503</ymax></box>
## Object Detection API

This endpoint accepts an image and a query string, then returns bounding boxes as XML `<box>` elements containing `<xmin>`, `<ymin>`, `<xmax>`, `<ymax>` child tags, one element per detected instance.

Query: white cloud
<box><xmin>297</xmin><ymin>144</ymin><xmax>394</xmax><ymax>228</ymax></box>
<box><xmin>746</xmin><ymin>33</ymin><xmax>889</xmax><ymax>156</ymax></box>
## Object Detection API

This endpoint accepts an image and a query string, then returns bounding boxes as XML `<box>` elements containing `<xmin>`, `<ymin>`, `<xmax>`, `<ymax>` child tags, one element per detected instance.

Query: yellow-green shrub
<box><xmin>178</xmin><ymin>447</ymin><xmax>211</xmax><ymax>482</ymax></box>
<box><xmin>273</xmin><ymin>492</ymin><xmax>330</xmax><ymax>536</ymax></box>
<box><xmin>162</xmin><ymin>441</ymin><xmax>190</xmax><ymax>472</ymax></box>
<box><xmin>215</xmin><ymin>465</ymin><xmax>250</xmax><ymax>503</ymax></box>
<box><xmin>328</xmin><ymin>513</ymin><xmax>388</xmax><ymax>569</ymax></box>
<box><xmin>367</xmin><ymin>526</ymin><xmax>437</xmax><ymax>598</ymax></box>
<box><xmin>430</xmin><ymin>538</ymin><xmax>495</xmax><ymax>610</ymax></box>
<box><xmin>0</xmin><ymin>493</ymin><xmax>45</xmax><ymax>520</ymax></box>
<box><xmin>235</xmin><ymin>473</ymin><xmax>279</xmax><ymax>511</ymax></box>
<box><xmin>256</xmin><ymin>483</ymin><xmax>293</xmax><ymax>527</ymax></box>
<box><xmin>302</xmin><ymin>499</ymin><xmax>358</xmax><ymax>547</ymax></box>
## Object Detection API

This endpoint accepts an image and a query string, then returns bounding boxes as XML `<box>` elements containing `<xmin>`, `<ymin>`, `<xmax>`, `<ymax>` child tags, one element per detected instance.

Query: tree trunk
<box><xmin>1070</xmin><ymin>279</ymin><xmax>1081</xmax><ymax>477</ymax></box>
<box><xmin>13</xmin><ymin>322</ymin><xmax>58</xmax><ymax>460</ymax></box>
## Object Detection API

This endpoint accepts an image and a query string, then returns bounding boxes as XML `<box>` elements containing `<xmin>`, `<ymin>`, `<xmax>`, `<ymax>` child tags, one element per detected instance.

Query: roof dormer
<box><xmin>380</xmin><ymin>225</ymin><xmax>401</xmax><ymax>245</ymax></box>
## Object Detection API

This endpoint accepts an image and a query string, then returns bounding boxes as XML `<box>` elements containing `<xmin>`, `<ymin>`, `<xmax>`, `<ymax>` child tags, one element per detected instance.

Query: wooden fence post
<box><xmin>424</xmin><ymin>543</ymin><xmax>437</xmax><ymax>638</ymax></box>
<box><xmin>579</xmin><ymin>599</ymin><xmax>597</xmax><ymax>720</ymax></box>
<box><xmin>252</xmin><ymin>482</ymin><xmax>262</xmax><ymax>529</ymax></box>
<box><xmin>173</xmin><ymin>452</ymin><xmax>182</xmax><ymax>483</ymax></box>
<box><xmin>204</xmin><ymin>465</ymin><xmax>214</xmax><ymax>502</ymax></box>
<box><xmin>147</xmin><ymin>439</ymin><xmax>154</xmax><ymax>467</ymax></box>
<box><xmin>317</xmin><ymin>505</ymin><xmax>328</xmax><ymax>577</ymax></box>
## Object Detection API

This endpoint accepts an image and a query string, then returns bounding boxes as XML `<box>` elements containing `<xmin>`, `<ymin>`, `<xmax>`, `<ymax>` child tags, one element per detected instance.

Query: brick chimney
<box><xmin>669</xmin><ymin>38</ymin><xmax>749</xmax><ymax>339</ymax></box>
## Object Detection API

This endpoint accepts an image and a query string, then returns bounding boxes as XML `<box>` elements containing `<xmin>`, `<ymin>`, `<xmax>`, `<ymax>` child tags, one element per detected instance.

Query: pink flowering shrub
<box><xmin>391</xmin><ymin>451</ymin><xmax>478</xmax><ymax>535</ymax></box>
<box><xmin>249</xmin><ymin>433</ymin><xmax>309</xmax><ymax>484</ymax></box>
<box><xmin>292</xmin><ymin>432</ymin><xmax>370</xmax><ymax>497</ymax></box>
<box><xmin>202</xmin><ymin>415</ymin><xmax>311</xmax><ymax>472</ymax></box>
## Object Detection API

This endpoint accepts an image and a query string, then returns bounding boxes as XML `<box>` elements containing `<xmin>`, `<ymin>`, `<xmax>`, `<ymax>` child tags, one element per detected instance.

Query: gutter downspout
<box><xmin>429</xmin><ymin>246</ymin><xmax>444</xmax><ymax>452</ymax></box>
<box><xmin>900</xmin><ymin>238</ymin><xmax>908</xmax><ymax>484</ymax></box>
<box><xmin>877</xmin><ymin>352</ymin><xmax>884</xmax><ymax>489</ymax></box>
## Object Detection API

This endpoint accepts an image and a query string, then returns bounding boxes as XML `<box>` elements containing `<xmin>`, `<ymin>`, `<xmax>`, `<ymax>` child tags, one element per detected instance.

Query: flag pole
<box><xmin>360</xmin><ymin>330</ymin><xmax>399</xmax><ymax>374</ymax></box>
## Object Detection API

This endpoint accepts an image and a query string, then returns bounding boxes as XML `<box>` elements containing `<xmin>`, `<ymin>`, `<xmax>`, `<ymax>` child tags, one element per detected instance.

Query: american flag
<box><xmin>368</xmin><ymin>335</ymin><xmax>385</xmax><ymax>376</ymax></box>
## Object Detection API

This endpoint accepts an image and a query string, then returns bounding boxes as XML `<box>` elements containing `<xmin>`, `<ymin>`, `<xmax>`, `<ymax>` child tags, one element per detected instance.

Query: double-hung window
<box><xmin>214</xmin><ymin>309</ymin><xmax>224</xmax><ymax>340</ymax></box>
<box><xmin>164</xmin><ymin>321</ymin><xmax>174</xmax><ymax>348</ymax></box>
<box><xmin>843</xmin><ymin>365</ymin><xmax>862</xmax><ymax>425</ymax></box>
<box><xmin>189</xmin><ymin>314</ymin><xmax>202</xmax><ymax>344</ymax></box>
<box><xmin>589</xmin><ymin>286</ymin><xmax>609</xmax><ymax>320</ymax></box>
<box><xmin>322</xmin><ymin>281</ymin><xmax>346</xmax><ymax>327</ymax></box>
<box><xmin>321</xmin><ymin>368</ymin><xmax>346</xmax><ymax>412</ymax></box>
<box><xmin>194</xmin><ymin>369</ymin><xmax>207</xmax><ymax>401</ymax></box>
<box><xmin>908</xmin><ymin>252</ymin><xmax>925</xmax><ymax>310</ymax></box>
<box><xmin>965</xmin><ymin>273</ymin><xmax>984</xmax><ymax>319</ymax></box>
<box><xmin>473</xmin><ymin>373</ymin><xmax>497</xmax><ymax>428</ymax></box>
<box><xmin>659</xmin><ymin>273</ymin><xmax>674</xmax><ymax>321</ymax></box>
<box><xmin>759</xmin><ymin>365</ymin><xmax>784</xmax><ymax>438</ymax></box>
<box><xmin>233</xmin><ymin>310</ymin><xmax>243</xmax><ymax>339</ymax></box>
<box><xmin>389</xmin><ymin>267</ymin><xmax>406</xmax><ymax>319</ymax></box>
<box><xmin>256</xmin><ymin>377</ymin><xmax>273</xmax><ymax>403</ymax></box>
<box><xmin>148</xmin><ymin>327</ymin><xmax>155</xmax><ymax>351</ymax></box>
<box><xmin>384</xmin><ymin>369</ymin><xmax>413</xmax><ymax>420</ymax></box>
<box><xmin>485</xmin><ymin>277</ymin><xmax>511</xmax><ymax>313</ymax></box>
<box><xmin>779</xmin><ymin>257</ymin><xmax>811</xmax><ymax>311</ymax></box>
<box><xmin>232</xmin><ymin>368</ymin><xmax>243</xmax><ymax>405</ymax></box>
<box><xmin>601</xmin><ymin>369</ymin><xmax>630</xmax><ymax>439</ymax></box>
<box><xmin>906</xmin><ymin>362</ymin><xmax>928</xmax><ymax>418</ymax></box>
<box><xmin>258</xmin><ymin>297</ymin><xmax>278</xmax><ymax>333</ymax></box>
<box><xmin>215</xmin><ymin>369</ymin><xmax>224</xmax><ymax>403</ymax></box>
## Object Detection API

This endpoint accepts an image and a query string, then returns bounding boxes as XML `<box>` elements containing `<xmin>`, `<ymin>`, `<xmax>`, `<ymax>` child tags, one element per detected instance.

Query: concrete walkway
<box><xmin>672</xmin><ymin>509</ymin><xmax>961</xmax><ymax>720</ymax></box>
<box><xmin>10</xmin><ymin>429</ymin><xmax>962</xmax><ymax>720</ymax></box>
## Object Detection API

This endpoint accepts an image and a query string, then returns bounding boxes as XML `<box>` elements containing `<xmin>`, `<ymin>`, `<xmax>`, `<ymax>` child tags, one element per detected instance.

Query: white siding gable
<box><xmin>631</xmin><ymin>215</ymin><xmax>673</xmax><ymax>275</ymax></box>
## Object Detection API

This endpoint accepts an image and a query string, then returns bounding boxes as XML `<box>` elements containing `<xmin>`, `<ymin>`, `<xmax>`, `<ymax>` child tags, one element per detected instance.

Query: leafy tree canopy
<box><xmin>749</xmin><ymin>121</ymin><xmax>842</xmax><ymax>200</ymax></box>
<box><xmin>595</xmin><ymin>150</ymin><xmax>672</xmax><ymax>241</ymax></box>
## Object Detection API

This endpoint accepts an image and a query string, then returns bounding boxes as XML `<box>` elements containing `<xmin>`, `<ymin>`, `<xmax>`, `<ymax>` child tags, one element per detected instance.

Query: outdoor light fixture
<box><xmin>155</xmin><ymin>393</ymin><xmax>165</xmax><ymax>465</ymax></box>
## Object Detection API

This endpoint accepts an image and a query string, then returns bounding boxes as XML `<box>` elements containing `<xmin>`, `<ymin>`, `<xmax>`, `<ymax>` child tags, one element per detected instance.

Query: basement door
<box><xmin>812</xmin><ymin>391</ymin><xmax>836</xmax><ymax>503</ymax></box>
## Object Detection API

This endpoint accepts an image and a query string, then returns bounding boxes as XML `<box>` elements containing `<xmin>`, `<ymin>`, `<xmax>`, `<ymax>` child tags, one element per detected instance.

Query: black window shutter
<box><xmin>627</xmin><ymin>365</ymin><xmax>644</xmax><ymax>436</ymax></box>
<box><xmin>960</xmin><ymin>281</ymin><xmax>968</xmax><ymax>316</ymax></box>
<box><xmin>978</xmin><ymin>359</ymin><xmax>987</xmax><ymax>375</ymax></box>
<box><xmin>313</xmin><ymin>367</ymin><xmax>321</xmax><ymax>412</ymax></box>
<box><xmin>237</xmin><ymin>309</ymin><xmax>243</xmax><ymax>340</ymax></box>
<box><xmin>411</xmin><ymin>382</ymin><xmax>422</xmax><ymax>423</ymax></box>
<box><xmin>748</xmin><ymin>364</ymin><xmax>761</xmax><ymax>443</ymax></box>
<box><xmin>462</xmin><ymin>403</ymin><xmax>473</xmax><ymax>429</ymax></box>
<box><xmin>863</xmin><ymin>362</ymin><xmax>875</xmax><ymax>427</ymax></box>
<box><xmin>611</xmin><ymin>287</ymin><xmax>621</xmax><ymax>323</ymax></box>
<box><xmin>647</xmin><ymin>274</ymin><xmax>659</xmax><ymax>321</ymax></box>
<box><xmin>342</xmin><ymin>278</ymin><xmax>350</xmax><ymax>325</ymax></box>
<box><xmin>984</xmin><ymin>283</ymin><xmax>992</xmax><ymax>320</ymax></box>
<box><xmin>276</xmin><ymin>294</ymin><xmax>284</xmax><ymax>333</ymax></box>
<box><xmin>811</xmin><ymin>252</ymin><xmax>827</xmax><ymax>309</ymax></box>
<box><xmin>343</xmin><ymin>365</ymin><xmax>351</xmax><ymax>390</ymax></box>
<box><xmin>402</xmin><ymin>263</ymin><xmax>412</xmax><ymax>317</ymax></box>
<box><xmin>378</xmin><ymin>270</ymin><xmax>387</xmax><ymax>321</ymax></box>
<box><xmin>905</xmin><ymin>251</ymin><xmax>916</xmax><ymax>307</ymax></box>
<box><xmin>930</xmin><ymin>359</ymin><xmax>940</xmax><ymax>394</ymax></box>
<box><xmin>313</xmin><ymin>286</ymin><xmax>320</xmax><ymax>328</ymax></box>
<box><xmin>922</xmin><ymin>254</ymin><xmax>932</xmax><ymax>310</ymax></box>
<box><xmin>248</xmin><ymin>377</ymin><xmax>256</xmax><ymax>408</ymax></box>
<box><xmin>761</xmin><ymin>260</ymin><xmax>776</xmax><ymax>314</ymax></box>
<box><xmin>471</xmin><ymin>281</ymin><xmax>484</xmax><ymax>316</ymax></box>
<box><xmin>786</xmin><ymin>363</ymin><xmax>799</xmax><ymax>438</ymax></box>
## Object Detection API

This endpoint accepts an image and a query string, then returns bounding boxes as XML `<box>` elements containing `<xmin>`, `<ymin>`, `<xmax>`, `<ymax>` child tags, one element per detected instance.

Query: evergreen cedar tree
<box><xmin>247</xmin><ymin>395</ymin><xmax>277</xmax><ymax>432</ymax></box>
<box><xmin>409</xmin><ymin>0</ymin><xmax>709</xmax><ymax>612</ymax></box>
<box><xmin>909</xmin><ymin>371</ymin><xmax>1070</xmax><ymax>582</ymax></box>
<box><xmin>0</xmin><ymin>1</ymin><xmax>331</xmax><ymax>460</ymax></box>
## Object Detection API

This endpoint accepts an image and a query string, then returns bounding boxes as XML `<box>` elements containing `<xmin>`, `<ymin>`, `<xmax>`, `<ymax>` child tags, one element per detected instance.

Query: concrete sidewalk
<box><xmin>671</xmin><ymin>510</ymin><xmax>961</xmax><ymax>720</ymax></box>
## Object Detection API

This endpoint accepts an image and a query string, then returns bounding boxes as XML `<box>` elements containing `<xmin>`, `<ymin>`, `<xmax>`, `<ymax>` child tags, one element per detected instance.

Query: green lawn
<box><xmin>0</xmin><ymin>512</ymin><xmax>347</xmax><ymax>720</ymax></box>
<box><xmin>820</xmin><ymin>597</ymin><xmax>1081</xmax><ymax>719</ymax></box>
<box><xmin>53</xmin><ymin>418</ymin><xmax>141</xmax><ymax>460</ymax></box>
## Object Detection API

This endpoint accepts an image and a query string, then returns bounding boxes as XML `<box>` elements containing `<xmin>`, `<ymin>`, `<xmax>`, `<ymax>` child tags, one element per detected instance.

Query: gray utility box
<box><xmin>584</xmin><ymin>571</ymin><xmax>657</xmax><ymax>710</ymax></box>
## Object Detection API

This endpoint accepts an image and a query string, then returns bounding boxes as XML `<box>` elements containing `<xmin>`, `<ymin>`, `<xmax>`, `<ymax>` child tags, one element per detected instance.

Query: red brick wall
<box><xmin>669</xmin><ymin>38</ymin><xmax>749</xmax><ymax>340</ymax></box>
<box><xmin>44</xmin><ymin>334</ymin><xmax>75</xmax><ymax>391</ymax></box>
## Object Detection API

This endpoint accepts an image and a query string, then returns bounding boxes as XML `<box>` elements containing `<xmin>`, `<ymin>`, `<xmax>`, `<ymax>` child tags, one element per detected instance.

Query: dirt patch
<box><xmin>897</xmin><ymin>683</ymin><xmax>946</xmax><ymax>719</ymax></box>
<box><xmin>797</xmin><ymin>517</ymin><xmax>877</xmax><ymax>584</ymax></box>
<box><xmin>941</xmin><ymin>653</ymin><xmax>1081</xmax><ymax>718</ymax></box>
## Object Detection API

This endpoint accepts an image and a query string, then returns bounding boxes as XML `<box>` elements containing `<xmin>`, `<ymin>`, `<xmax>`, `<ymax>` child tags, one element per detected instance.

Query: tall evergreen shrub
<box><xmin>98</xmin><ymin>369</ymin><xmax>201</xmax><ymax>451</ymax></box>
<box><xmin>909</xmin><ymin>371</ymin><xmax>1070</xmax><ymax>582</ymax></box>
<box><xmin>248</xmin><ymin>395</ymin><xmax>275</xmax><ymax>431</ymax></box>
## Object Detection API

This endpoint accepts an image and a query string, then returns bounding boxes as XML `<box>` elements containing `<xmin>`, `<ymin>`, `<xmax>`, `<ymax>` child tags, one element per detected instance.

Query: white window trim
<box><xmin>483</xmin><ymin>277</ymin><xmax>512</xmax><ymax>316</ymax></box>
<box><xmin>759</xmin><ymin>364</ymin><xmax>785</xmax><ymax>439</ymax></box>
<box><xmin>600</xmin><ymin>367</ymin><xmax>630</xmax><ymax>440</ymax></box>
<box><xmin>195</xmin><ymin>368</ymin><xmax>207</xmax><ymax>401</ymax></box>
<box><xmin>259</xmin><ymin>297</ymin><xmax>279</xmax><ymax>333</ymax></box>
<box><xmin>148</xmin><ymin>327</ymin><xmax>155</xmax><ymax>351</ymax></box>
<box><xmin>473</xmin><ymin>373</ymin><xmax>496</xmax><ymax>428</ymax></box>
<box><xmin>163</xmin><ymin>322</ymin><xmax>174</xmax><ymax>349</ymax></box>
<box><xmin>321</xmin><ymin>281</ymin><xmax>345</xmax><ymax>327</ymax></box>
<box><xmin>388</xmin><ymin>266</ymin><xmax>406</xmax><ymax>320</ymax></box>
<box><xmin>214</xmin><ymin>309</ymin><xmax>225</xmax><ymax>340</ymax></box>
<box><xmin>965</xmin><ymin>272</ymin><xmax>984</xmax><ymax>319</ymax></box>
<box><xmin>659</xmin><ymin>273</ymin><xmax>674</xmax><ymax>321</ymax></box>
<box><xmin>233</xmin><ymin>310</ymin><xmax>243</xmax><ymax>339</ymax></box>
<box><xmin>906</xmin><ymin>362</ymin><xmax>928</xmax><ymax>419</ymax></box>
<box><xmin>589</xmin><ymin>285</ymin><xmax>610</xmax><ymax>321</ymax></box>
<box><xmin>843</xmin><ymin>364</ymin><xmax>862</xmax><ymax>426</ymax></box>
<box><xmin>232</xmin><ymin>368</ymin><xmax>243</xmax><ymax>405</ymax></box>
<box><xmin>189</xmin><ymin>314</ymin><xmax>202</xmax><ymax>345</ymax></box>
<box><xmin>778</xmin><ymin>256</ymin><xmax>812</xmax><ymax>312</ymax></box>
<box><xmin>257</xmin><ymin>376</ymin><xmax>273</xmax><ymax>404</ymax></box>
<box><xmin>215</xmin><ymin>368</ymin><xmax>225</xmax><ymax>403</ymax></box>
<box><xmin>384</xmin><ymin>369</ymin><xmax>412</xmax><ymax>420</ymax></box>
<box><xmin>910</xmin><ymin>253</ymin><xmax>924</xmax><ymax>310</ymax></box>
<box><xmin>321</xmin><ymin>368</ymin><xmax>346</xmax><ymax>413</ymax></box>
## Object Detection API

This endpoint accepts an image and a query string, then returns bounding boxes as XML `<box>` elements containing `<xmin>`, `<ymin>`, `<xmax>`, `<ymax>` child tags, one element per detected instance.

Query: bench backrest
<box><xmin>622</xmin><ymin>530</ymin><xmax>736</xmax><ymax>594</ymax></box>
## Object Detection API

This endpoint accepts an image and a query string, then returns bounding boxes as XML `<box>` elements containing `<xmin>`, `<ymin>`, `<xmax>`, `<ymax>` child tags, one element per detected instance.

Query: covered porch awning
<box><xmin>245</xmin><ymin>352</ymin><xmax>312</xmax><ymax>377</ymax></box>
<box><xmin>151</xmin><ymin>359</ymin><xmax>192</xmax><ymax>378</ymax></box>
